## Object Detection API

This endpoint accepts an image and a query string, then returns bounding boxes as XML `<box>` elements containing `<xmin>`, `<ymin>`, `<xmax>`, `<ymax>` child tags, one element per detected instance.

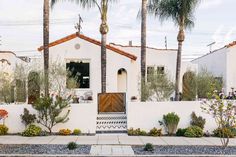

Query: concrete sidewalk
<box><xmin>0</xmin><ymin>134</ymin><xmax>235</xmax><ymax>146</ymax></box>
<box><xmin>0</xmin><ymin>135</ymin><xmax>236</xmax><ymax>156</ymax></box>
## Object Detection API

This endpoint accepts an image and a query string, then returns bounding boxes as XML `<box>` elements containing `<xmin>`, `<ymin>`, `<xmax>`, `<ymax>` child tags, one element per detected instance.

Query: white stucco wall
<box><xmin>226</xmin><ymin>46</ymin><xmax>236</xmax><ymax>93</ymax></box>
<box><xmin>192</xmin><ymin>48</ymin><xmax>227</xmax><ymax>92</ymax></box>
<box><xmin>0</xmin><ymin>103</ymin><xmax>97</xmax><ymax>134</ymax></box>
<box><xmin>127</xmin><ymin>101</ymin><xmax>217</xmax><ymax>133</ymax></box>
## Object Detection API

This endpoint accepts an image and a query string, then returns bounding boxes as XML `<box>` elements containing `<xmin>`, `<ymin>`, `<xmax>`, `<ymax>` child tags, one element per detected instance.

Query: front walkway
<box><xmin>1</xmin><ymin>134</ymin><xmax>236</xmax><ymax>156</ymax></box>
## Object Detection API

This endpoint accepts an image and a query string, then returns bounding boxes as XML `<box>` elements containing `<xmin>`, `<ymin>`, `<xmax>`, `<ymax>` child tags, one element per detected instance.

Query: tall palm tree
<box><xmin>44</xmin><ymin>0</ymin><xmax>50</xmax><ymax>96</ymax></box>
<box><xmin>51</xmin><ymin>0</ymin><xmax>117</xmax><ymax>93</ymax></box>
<box><xmin>141</xmin><ymin>0</ymin><xmax>147</xmax><ymax>101</ymax></box>
<box><xmin>148</xmin><ymin>0</ymin><xmax>200</xmax><ymax>100</ymax></box>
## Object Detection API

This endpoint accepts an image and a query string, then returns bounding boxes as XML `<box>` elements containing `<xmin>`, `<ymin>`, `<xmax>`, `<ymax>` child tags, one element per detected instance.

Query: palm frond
<box><xmin>149</xmin><ymin>0</ymin><xmax>200</xmax><ymax>30</ymax></box>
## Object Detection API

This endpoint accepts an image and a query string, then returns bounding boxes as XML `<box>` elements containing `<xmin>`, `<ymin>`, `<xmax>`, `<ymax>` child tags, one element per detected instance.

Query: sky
<box><xmin>0</xmin><ymin>0</ymin><xmax>236</xmax><ymax>60</ymax></box>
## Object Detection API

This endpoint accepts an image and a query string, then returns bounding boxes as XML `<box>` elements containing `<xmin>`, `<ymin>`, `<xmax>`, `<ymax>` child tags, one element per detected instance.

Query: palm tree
<box><xmin>44</xmin><ymin>0</ymin><xmax>50</xmax><ymax>96</ymax></box>
<box><xmin>148</xmin><ymin>0</ymin><xmax>200</xmax><ymax>100</ymax></box>
<box><xmin>51</xmin><ymin>0</ymin><xmax>117</xmax><ymax>93</ymax></box>
<box><xmin>141</xmin><ymin>0</ymin><xmax>147</xmax><ymax>101</ymax></box>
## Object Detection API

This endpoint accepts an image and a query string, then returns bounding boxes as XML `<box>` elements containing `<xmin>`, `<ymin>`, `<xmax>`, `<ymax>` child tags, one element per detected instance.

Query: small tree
<box><xmin>201</xmin><ymin>91</ymin><xmax>236</xmax><ymax>147</ymax></box>
<box><xmin>141</xmin><ymin>70</ymin><xmax>174</xmax><ymax>101</ymax></box>
<box><xmin>33</xmin><ymin>96</ymin><xmax>70</xmax><ymax>134</ymax></box>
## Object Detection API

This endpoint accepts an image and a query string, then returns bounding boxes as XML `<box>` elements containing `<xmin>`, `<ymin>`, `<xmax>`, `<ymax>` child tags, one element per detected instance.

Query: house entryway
<box><xmin>96</xmin><ymin>93</ymin><xmax>127</xmax><ymax>133</ymax></box>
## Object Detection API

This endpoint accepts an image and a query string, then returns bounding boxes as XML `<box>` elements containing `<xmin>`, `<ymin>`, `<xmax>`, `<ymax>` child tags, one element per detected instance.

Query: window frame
<box><xmin>66</xmin><ymin>59</ymin><xmax>91</xmax><ymax>90</ymax></box>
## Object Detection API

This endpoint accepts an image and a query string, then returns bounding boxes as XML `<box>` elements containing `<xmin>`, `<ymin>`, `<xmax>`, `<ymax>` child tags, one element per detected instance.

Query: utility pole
<box><xmin>75</xmin><ymin>14</ymin><xmax>83</xmax><ymax>34</ymax></box>
<box><xmin>165</xmin><ymin>36</ymin><xmax>168</xmax><ymax>49</ymax></box>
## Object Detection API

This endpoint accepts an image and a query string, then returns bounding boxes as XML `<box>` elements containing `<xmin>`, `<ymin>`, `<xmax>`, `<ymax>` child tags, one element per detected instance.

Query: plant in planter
<box><xmin>131</xmin><ymin>96</ymin><xmax>138</xmax><ymax>102</ymax></box>
<box><xmin>0</xmin><ymin>124</ymin><xmax>8</xmax><ymax>135</ymax></box>
<box><xmin>159</xmin><ymin>112</ymin><xmax>180</xmax><ymax>135</ymax></box>
<box><xmin>87</xmin><ymin>96</ymin><xmax>93</xmax><ymax>101</ymax></box>
<box><xmin>22</xmin><ymin>124</ymin><xmax>42</xmax><ymax>137</ymax></box>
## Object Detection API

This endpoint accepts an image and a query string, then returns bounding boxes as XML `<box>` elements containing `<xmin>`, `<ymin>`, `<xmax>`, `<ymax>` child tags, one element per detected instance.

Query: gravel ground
<box><xmin>133</xmin><ymin>145</ymin><xmax>236</xmax><ymax>155</ymax></box>
<box><xmin>0</xmin><ymin>144</ymin><xmax>90</xmax><ymax>155</ymax></box>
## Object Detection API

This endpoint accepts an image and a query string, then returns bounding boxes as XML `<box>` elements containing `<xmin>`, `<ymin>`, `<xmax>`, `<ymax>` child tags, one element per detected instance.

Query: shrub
<box><xmin>20</xmin><ymin>108</ymin><xmax>36</xmax><ymax>128</ymax></box>
<box><xmin>184</xmin><ymin>126</ymin><xmax>203</xmax><ymax>137</ymax></box>
<box><xmin>73</xmin><ymin>129</ymin><xmax>81</xmax><ymax>135</ymax></box>
<box><xmin>148</xmin><ymin>128</ymin><xmax>162</xmax><ymax>137</ymax></box>
<box><xmin>59</xmin><ymin>129</ymin><xmax>72</xmax><ymax>136</ymax></box>
<box><xmin>67</xmin><ymin>142</ymin><xmax>77</xmax><ymax>150</ymax></box>
<box><xmin>190</xmin><ymin>112</ymin><xmax>206</xmax><ymax>129</ymax></box>
<box><xmin>127</xmin><ymin>128</ymin><xmax>147</xmax><ymax>136</ymax></box>
<box><xmin>176</xmin><ymin>128</ymin><xmax>187</xmax><ymax>136</ymax></box>
<box><xmin>0</xmin><ymin>125</ymin><xmax>8</xmax><ymax>135</ymax></box>
<box><xmin>22</xmin><ymin>124</ymin><xmax>42</xmax><ymax>137</ymax></box>
<box><xmin>160</xmin><ymin>112</ymin><xmax>180</xmax><ymax>135</ymax></box>
<box><xmin>144</xmin><ymin>143</ymin><xmax>154</xmax><ymax>151</ymax></box>
<box><xmin>213</xmin><ymin>128</ymin><xmax>235</xmax><ymax>138</ymax></box>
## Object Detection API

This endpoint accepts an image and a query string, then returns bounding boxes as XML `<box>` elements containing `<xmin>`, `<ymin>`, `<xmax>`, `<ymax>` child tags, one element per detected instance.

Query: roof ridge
<box><xmin>38</xmin><ymin>33</ymin><xmax>137</xmax><ymax>61</ymax></box>
<box><xmin>109</xmin><ymin>43</ymin><xmax>177</xmax><ymax>51</ymax></box>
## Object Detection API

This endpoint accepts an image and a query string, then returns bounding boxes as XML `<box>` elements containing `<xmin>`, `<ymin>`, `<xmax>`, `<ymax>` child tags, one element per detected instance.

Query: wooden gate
<box><xmin>98</xmin><ymin>93</ymin><xmax>126</xmax><ymax>113</ymax></box>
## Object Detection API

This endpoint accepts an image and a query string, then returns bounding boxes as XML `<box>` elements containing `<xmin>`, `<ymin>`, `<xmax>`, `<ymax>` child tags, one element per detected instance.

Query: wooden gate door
<box><xmin>98</xmin><ymin>93</ymin><xmax>126</xmax><ymax>113</ymax></box>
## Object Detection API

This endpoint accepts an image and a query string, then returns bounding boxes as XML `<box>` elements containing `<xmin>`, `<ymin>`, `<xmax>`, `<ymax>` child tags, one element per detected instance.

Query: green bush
<box><xmin>176</xmin><ymin>128</ymin><xmax>187</xmax><ymax>136</ymax></box>
<box><xmin>148</xmin><ymin>128</ymin><xmax>162</xmax><ymax>136</ymax></box>
<box><xmin>22</xmin><ymin>124</ymin><xmax>42</xmax><ymax>137</ymax></box>
<box><xmin>20</xmin><ymin>108</ymin><xmax>36</xmax><ymax>128</ymax></box>
<box><xmin>161</xmin><ymin>112</ymin><xmax>180</xmax><ymax>135</ymax></box>
<box><xmin>144</xmin><ymin>143</ymin><xmax>154</xmax><ymax>151</ymax></box>
<box><xmin>190</xmin><ymin>112</ymin><xmax>206</xmax><ymax>129</ymax></box>
<box><xmin>213</xmin><ymin>128</ymin><xmax>235</xmax><ymax>138</ymax></box>
<box><xmin>184</xmin><ymin>126</ymin><xmax>203</xmax><ymax>137</ymax></box>
<box><xmin>73</xmin><ymin>129</ymin><xmax>81</xmax><ymax>135</ymax></box>
<box><xmin>127</xmin><ymin>128</ymin><xmax>147</xmax><ymax>136</ymax></box>
<box><xmin>0</xmin><ymin>125</ymin><xmax>8</xmax><ymax>135</ymax></box>
<box><xmin>67</xmin><ymin>142</ymin><xmax>77</xmax><ymax>150</ymax></box>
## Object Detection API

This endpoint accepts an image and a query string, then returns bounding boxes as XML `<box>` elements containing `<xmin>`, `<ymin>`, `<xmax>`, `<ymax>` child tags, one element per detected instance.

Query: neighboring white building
<box><xmin>192</xmin><ymin>41</ymin><xmax>236</xmax><ymax>94</ymax></box>
<box><xmin>37</xmin><ymin>33</ymin><xmax>196</xmax><ymax>102</ymax></box>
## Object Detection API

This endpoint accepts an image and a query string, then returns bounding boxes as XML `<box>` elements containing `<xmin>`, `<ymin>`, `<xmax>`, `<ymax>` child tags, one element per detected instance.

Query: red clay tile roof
<box><xmin>226</xmin><ymin>41</ymin><xmax>236</xmax><ymax>48</ymax></box>
<box><xmin>38</xmin><ymin>33</ymin><xmax>137</xmax><ymax>61</ymax></box>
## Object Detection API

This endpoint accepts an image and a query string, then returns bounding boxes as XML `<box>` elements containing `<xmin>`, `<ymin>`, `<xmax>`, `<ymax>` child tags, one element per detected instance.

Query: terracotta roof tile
<box><xmin>226</xmin><ymin>41</ymin><xmax>236</xmax><ymax>48</ymax></box>
<box><xmin>38</xmin><ymin>33</ymin><xmax>137</xmax><ymax>61</ymax></box>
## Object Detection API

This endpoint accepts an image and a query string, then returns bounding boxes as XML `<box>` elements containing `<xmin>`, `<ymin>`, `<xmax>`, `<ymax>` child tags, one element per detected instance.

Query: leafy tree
<box><xmin>33</xmin><ymin>96</ymin><xmax>71</xmax><ymax>134</ymax></box>
<box><xmin>182</xmin><ymin>69</ymin><xmax>223</xmax><ymax>100</ymax></box>
<box><xmin>0</xmin><ymin>72</ymin><xmax>14</xmax><ymax>104</ymax></box>
<box><xmin>141</xmin><ymin>70</ymin><xmax>174</xmax><ymax>101</ymax></box>
<box><xmin>148</xmin><ymin>0</ymin><xmax>201</xmax><ymax>100</ymax></box>
<box><xmin>51</xmin><ymin>0</ymin><xmax>118</xmax><ymax>93</ymax></box>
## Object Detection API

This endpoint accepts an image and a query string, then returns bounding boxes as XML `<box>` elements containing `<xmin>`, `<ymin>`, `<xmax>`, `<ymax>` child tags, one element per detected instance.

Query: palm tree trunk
<box><xmin>141</xmin><ymin>0</ymin><xmax>147</xmax><ymax>101</ymax></box>
<box><xmin>101</xmin><ymin>33</ymin><xmax>107</xmax><ymax>93</ymax></box>
<box><xmin>43</xmin><ymin>0</ymin><xmax>50</xmax><ymax>96</ymax></box>
<box><xmin>175</xmin><ymin>28</ymin><xmax>185</xmax><ymax>101</ymax></box>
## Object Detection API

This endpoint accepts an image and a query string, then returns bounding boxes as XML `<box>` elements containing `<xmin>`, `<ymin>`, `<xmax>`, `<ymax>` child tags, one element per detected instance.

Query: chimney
<box><xmin>129</xmin><ymin>41</ymin><xmax>132</xmax><ymax>46</ymax></box>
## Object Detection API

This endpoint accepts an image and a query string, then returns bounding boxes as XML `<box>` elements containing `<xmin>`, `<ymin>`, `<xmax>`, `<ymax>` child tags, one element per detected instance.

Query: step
<box><xmin>96</xmin><ymin>114</ymin><xmax>127</xmax><ymax>133</ymax></box>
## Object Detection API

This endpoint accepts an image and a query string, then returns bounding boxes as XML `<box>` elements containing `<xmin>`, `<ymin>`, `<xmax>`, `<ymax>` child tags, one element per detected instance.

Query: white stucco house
<box><xmin>37</xmin><ymin>32</ymin><xmax>196</xmax><ymax>103</ymax></box>
<box><xmin>192</xmin><ymin>41</ymin><xmax>236</xmax><ymax>94</ymax></box>
<box><xmin>0</xmin><ymin>51</ymin><xmax>30</xmax><ymax>74</ymax></box>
